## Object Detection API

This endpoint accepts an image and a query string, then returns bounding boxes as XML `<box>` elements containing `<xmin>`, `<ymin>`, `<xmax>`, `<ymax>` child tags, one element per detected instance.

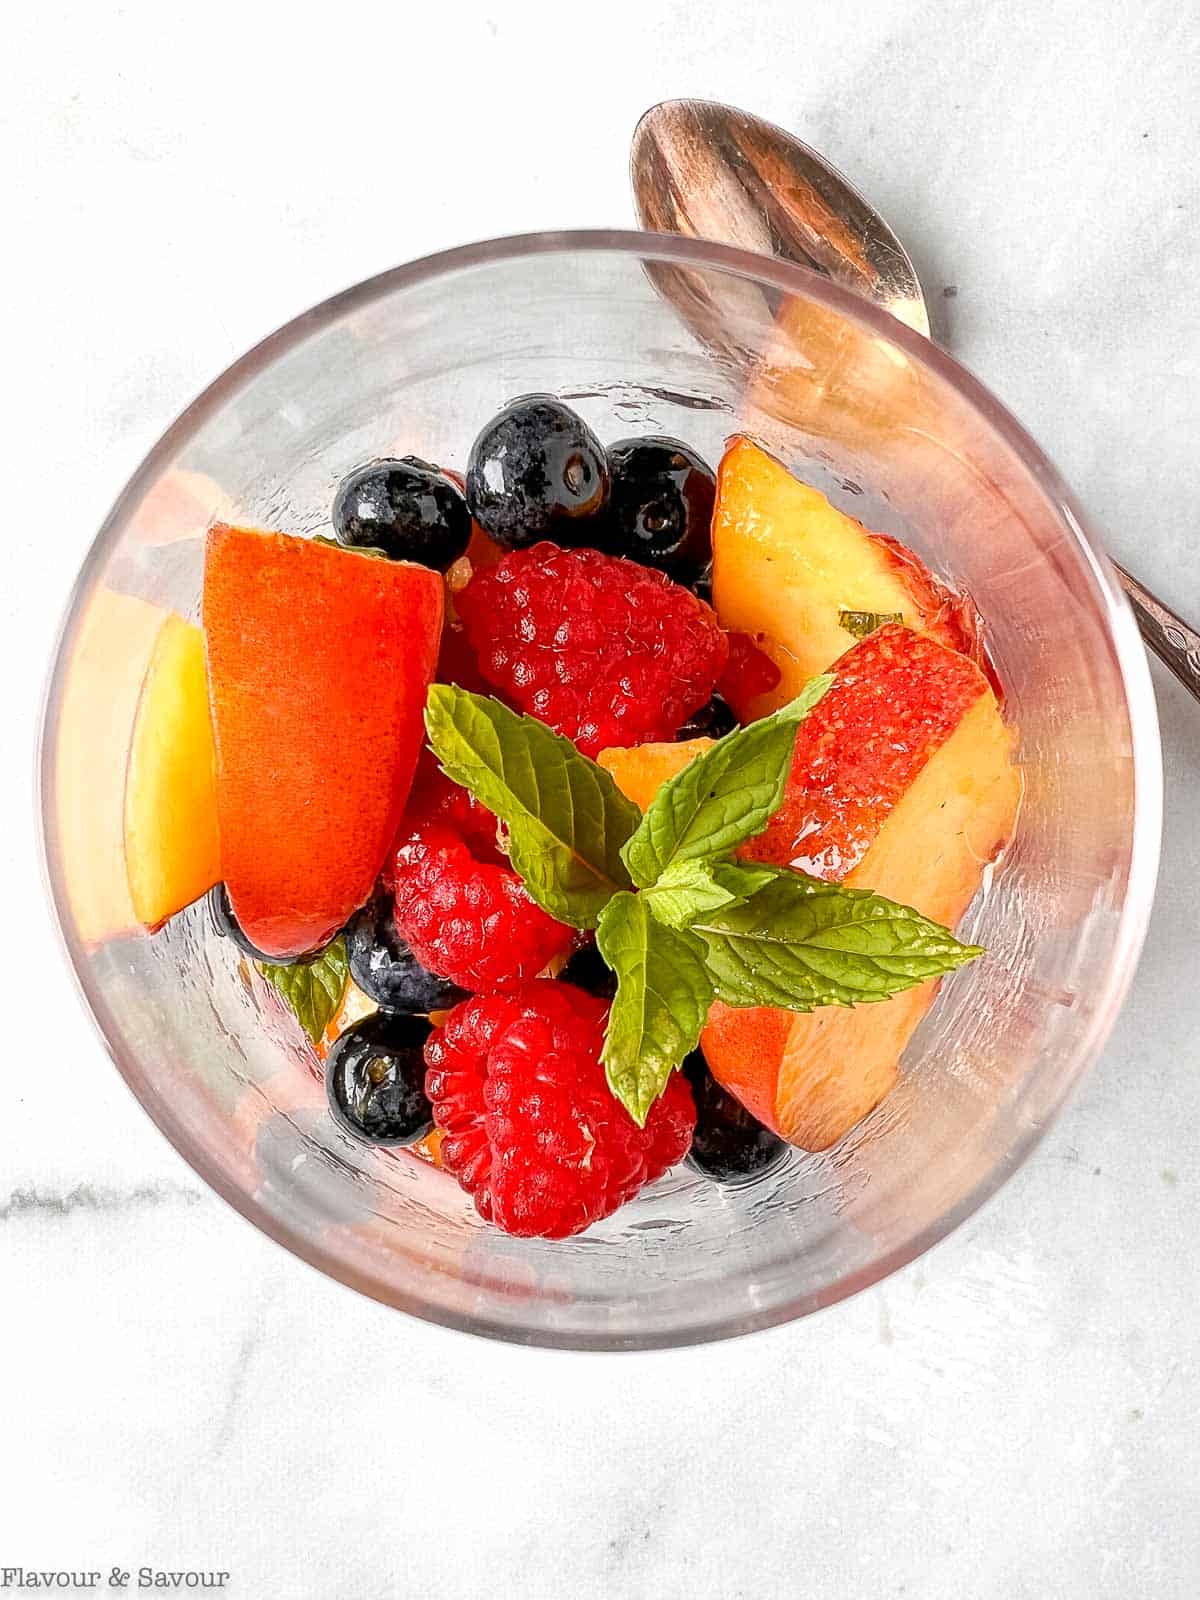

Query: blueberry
<box><xmin>465</xmin><ymin>395</ymin><xmax>610</xmax><ymax>549</ymax></box>
<box><xmin>345</xmin><ymin>891</ymin><xmax>468</xmax><ymax>1014</ymax></box>
<box><xmin>559</xmin><ymin>942</ymin><xmax>617</xmax><ymax>1001</ymax></box>
<box><xmin>325</xmin><ymin>1011</ymin><xmax>434</xmax><ymax>1146</ymax></box>
<box><xmin>602</xmin><ymin>437</ymin><xmax>715</xmax><ymax>581</ymax></box>
<box><xmin>682</xmin><ymin>1051</ymin><xmax>788</xmax><ymax>1185</ymax></box>
<box><xmin>692</xmin><ymin>572</ymin><xmax>713</xmax><ymax>605</ymax></box>
<box><xmin>676</xmin><ymin>695</ymin><xmax>737</xmax><ymax>741</ymax></box>
<box><xmin>207</xmin><ymin>883</ymin><xmax>332</xmax><ymax>965</ymax></box>
<box><xmin>332</xmin><ymin>456</ymin><xmax>471</xmax><ymax>571</ymax></box>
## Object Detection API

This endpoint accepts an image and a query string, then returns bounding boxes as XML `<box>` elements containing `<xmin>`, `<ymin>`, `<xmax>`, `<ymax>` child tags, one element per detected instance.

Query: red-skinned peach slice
<box><xmin>203</xmin><ymin>525</ymin><xmax>443</xmax><ymax>960</ymax></box>
<box><xmin>744</xmin><ymin>624</ymin><xmax>987</xmax><ymax>879</ymax></box>
<box><xmin>601</xmin><ymin>624</ymin><xmax>1019</xmax><ymax>1150</ymax></box>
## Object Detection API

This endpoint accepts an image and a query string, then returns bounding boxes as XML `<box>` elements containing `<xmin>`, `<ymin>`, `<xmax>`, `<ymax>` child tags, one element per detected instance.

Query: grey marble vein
<box><xmin>210</xmin><ymin>1308</ymin><xmax>270</xmax><ymax>1457</ymax></box>
<box><xmin>0</xmin><ymin>1181</ymin><xmax>205</xmax><ymax>1222</ymax></box>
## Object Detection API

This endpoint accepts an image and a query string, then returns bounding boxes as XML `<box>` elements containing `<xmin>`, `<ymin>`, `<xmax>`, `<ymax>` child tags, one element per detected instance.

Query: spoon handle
<box><xmin>1112</xmin><ymin>562</ymin><xmax>1200</xmax><ymax>699</ymax></box>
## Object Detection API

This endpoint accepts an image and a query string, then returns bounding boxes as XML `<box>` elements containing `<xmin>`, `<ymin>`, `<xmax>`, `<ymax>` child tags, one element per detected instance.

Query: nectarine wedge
<box><xmin>600</xmin><ymin>624</ymin><xmax>1020</xmax><ymax>1151</ymax></box>
<box><xmin>203</xmin><ymin>526</ymin><xmax>443</xmax><ymax>959</ymax></box>
<box><xmin>124</xmin><ymin>613</ymin><xmax>221</xmax><ymax>929</ymax></box>
<box><xmin>52</xmin><ymin>589</ymin><xmax>170</xmax><ymax>946</ymax></box>
<box><xmin>711</xmin><ymin>436</ymin><xmax>980</xmax><ymax>719</ymax></box>
<box><xmin>746</xmin><ymin>623</ymin><xmax>988</xmax><ymax>879</ymax></box>
<box><xmin>763</xmin><ymin>692</ymin><xmax>1019</xmax><ymax>1148</ymax></box>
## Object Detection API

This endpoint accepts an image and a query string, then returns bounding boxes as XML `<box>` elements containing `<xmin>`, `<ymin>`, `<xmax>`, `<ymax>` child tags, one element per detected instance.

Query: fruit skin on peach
<box><xmin>203</xmin><ymin>525</ymin><xmax>444</xmax><ymax>960</ymax></box>
<box><xmin>745</xmin><ymin>623</ymin><xmax>988</xmax><ymax>881</ymax></box>
<box><xmin>711</xmin><ymin>436</ymin><xmax>981</xmax><ymax>720</ymax></box>
<box><xmin>124</xmin><ymin>612</ymin><xmax>221</xmax><ymax>929</ymax></box>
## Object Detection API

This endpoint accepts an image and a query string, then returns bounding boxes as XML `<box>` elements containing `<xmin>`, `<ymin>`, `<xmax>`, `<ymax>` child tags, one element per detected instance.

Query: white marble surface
<box><xmin>4</xmin><ymin>0</ymin><xmax>1199</xmax><ymax>1594</ymax></box>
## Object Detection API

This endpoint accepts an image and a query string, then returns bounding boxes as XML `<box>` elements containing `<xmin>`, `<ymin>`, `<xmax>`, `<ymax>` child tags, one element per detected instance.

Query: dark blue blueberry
<box><xmin>345</xmin><ymin>892</ymin><xmax>468</xmax><ymax>1013</ymax></box>
<box><xmin>465</xmin><ymin>395</ymin><xmax>610</xmax><ymax>549</ymax></box>
<box><xmin>682</xmin><ymin>1051</ymin><xmax>788</xmax><ymax>1185</ymax></box>
<box><xmin>559</xmin><ymin>942</ymin><xmax>617</xmax><ymax>1001</ymax></box>
<box><xmin>675</xmin><ymin>695</ymin><xmax>737</xmax><ymax>741</ymax></box>
<box><xmin>333</xmin><ymin>456</ymin><xmax>471</xmax><ymax>571</ymax></box>
<box><xmin>325</xmin><ymin>1011</ymin><xmax>434</xmax><ymax>1146</ymax></box>
<box><xmin>602</xmin><ymin>436</ymin><xmax>715</xmax><ymax>581</ymax></box>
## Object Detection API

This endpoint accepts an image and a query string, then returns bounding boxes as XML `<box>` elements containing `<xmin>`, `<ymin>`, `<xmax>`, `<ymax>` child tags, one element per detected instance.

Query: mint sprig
<box><xmin>596</xmin><ymin>894</ymin><xmax>713</xmax><ymax>1126</ymax></box>
<box><xmin>621</xmin><ymin>678</ymin><xmax>832</xmax><ymax>889</ymax></box>
<box><xmin>425</xmin><ymin>685</ymin><xmax>640</xmax><ymax>928</ymax></box>
<box><xmin>640</xmin><ymin>859</ymin><xmax>744</xmax><ymax>930</ymax></box>
<box><xmin>423</xmin><ymin>685</ymin><xmax>984</xmax><ymax>1125</ymax></box>
<box><xmin>258</xmin><ymin>937</ymin><xmax>348</xmax><ymax>1042</ymax></box>
<box><xmin>688</xmin><ymin>874</ymin><xmax>982</xmax><ymax>1011</ymax></box>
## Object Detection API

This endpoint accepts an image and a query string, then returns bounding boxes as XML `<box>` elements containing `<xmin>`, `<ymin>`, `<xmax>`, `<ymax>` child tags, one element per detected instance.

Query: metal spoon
<box><xmin>631</xmin><ymin>97</ymin><xmax>1200</xmax><ymax>700</ymax></box>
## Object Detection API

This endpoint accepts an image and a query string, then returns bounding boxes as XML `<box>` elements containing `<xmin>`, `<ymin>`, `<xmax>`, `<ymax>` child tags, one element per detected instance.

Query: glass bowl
<box><xmin>39</xmin><ymin>231</ymin><xmax>1161</xmax><ymax>1349</ymax></box>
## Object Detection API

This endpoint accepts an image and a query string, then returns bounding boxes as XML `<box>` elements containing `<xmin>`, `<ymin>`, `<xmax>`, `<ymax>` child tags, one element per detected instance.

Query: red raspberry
<box><xmin>435</xmin><ymin>617</ymin><xmax>497</xmax><ymax>702</ymax></box>
<box><xmin>425</xmin><ymin>981</ymin><xmax>696</xmax><ymax>1237</ymax></box>
<box><xmin>390</xmin><ymin>771</ymin><xmax>577</xmax><ymax>990</ymax></box>
<box><xmin>456</xmin><ymin>543</ymin><xmax>729</xmax><ymax>755</ymax></box>
<box><xmin>402</xmin><ymin>756</ymin><xmax>503</xmax><ymax>866</ymax></box>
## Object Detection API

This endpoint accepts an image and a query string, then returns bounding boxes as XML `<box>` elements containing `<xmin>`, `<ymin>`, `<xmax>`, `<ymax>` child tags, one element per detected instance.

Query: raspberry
<box><xmin>425</xmin><ymin>982</ymin><xmax>696</xmax><ymax>1237</ymax></box>
<box><xmin>402</xmin><ymin>755</ymin><xmax>502</xmax><ymax>866</ymax></box>
<box><xmin>456</xmin><ymin>543</ymin><xmax>729</xmax><ymax>755</ymax></box>
<box><xmin>390</xmin><ymin>774</ymin><xmax>577</xmax><ymax>991</ymax></box>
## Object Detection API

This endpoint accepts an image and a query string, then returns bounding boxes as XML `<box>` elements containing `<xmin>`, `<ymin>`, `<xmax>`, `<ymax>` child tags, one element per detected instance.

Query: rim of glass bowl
<box><xmin>38</xmin><ymin>230</ymin><xmax>1163</xmax><ymax>1350</ymax></box>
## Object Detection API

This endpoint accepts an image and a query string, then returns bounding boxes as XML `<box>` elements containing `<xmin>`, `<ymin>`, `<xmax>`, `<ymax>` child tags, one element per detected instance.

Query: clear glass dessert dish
<box><xmin>39</xmin><ymin>232</ymin><xmax>1161</xmax><ymax>1348</ymax></box>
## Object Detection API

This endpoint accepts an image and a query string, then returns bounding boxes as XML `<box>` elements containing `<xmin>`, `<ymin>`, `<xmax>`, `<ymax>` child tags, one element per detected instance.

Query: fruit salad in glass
<box><xmin>125</xmin><ymin>394</ymin><xmax>1019</xmax><ymax>1240</ymax></box>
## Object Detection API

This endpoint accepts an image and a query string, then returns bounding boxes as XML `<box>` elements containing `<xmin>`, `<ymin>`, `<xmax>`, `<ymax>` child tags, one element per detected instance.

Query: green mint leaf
<box><xmin>424</xmin><ymin>685</ymin><xmax>641</xmax><ymax>929</ymax></box>
<box><xmin>708</xmin><ymin>860</ymin><xmax>792</xmax><ymax>900</ymax></box>
<box><xmin>690</xmin><ymin>873</ymin><xmax>983</xmax><ymax>1011</ymax></box>
<box><xmin>641</xmin><ymin>859</ymin><xmax>744</xmax><ymax>930</ymax></box>
<box><xmin>839</xmin><ymin>608</ymin><xmax>902</xmax><ymax>640</ymax></box>
<box><xmin>621</xmin><ymin>676</ymin><xmax>833</xmax><ymax>889</ymax></box>
<box><xmin>596</xmin><ymin>892</ymin><xmax>714</xmax><ymax>1126</ymax></box>
<box><xmin>257</xmin><ymin>937</ymin><xmax>348</xmax><ymax>1042</ymax></box>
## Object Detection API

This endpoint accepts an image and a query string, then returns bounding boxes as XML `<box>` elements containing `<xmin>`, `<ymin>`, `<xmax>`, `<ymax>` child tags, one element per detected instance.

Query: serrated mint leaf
<box><xmin>424</xmin><ymin>685</ymin><xmax>641</xmax><ymax>929</ymax></box>
<box><xmin>596</xmin><ymin>892</ymin><xmax>714</xmax><ymax>1126</ymax></box>
<box><xmin>621</xmin><ymin>677</ymin><xmax>833</xmax><ymax>889</ymax></box>
<box><xmin>708</xmin><ymin>860</ymin><xmax>792</xmax><ymax>900</ymax></box>
<box><xmin>690</xmin><ymin>873</ymin><xmax>982</xmax><ymax>1011</ymax></box>
<box><xmin>839</xmin><ymin>608</ymin><xmax>902</xmax><ymax>640</ymax></box>
<box><xmin>641</xmin><ymin>859</ymin><xmax>743</xmax><ymax>930</ymax></box>
<box><xmin>258</xmin><ymin>937</ymin><xmax>348</xmax><ymax>1042</ymax></box>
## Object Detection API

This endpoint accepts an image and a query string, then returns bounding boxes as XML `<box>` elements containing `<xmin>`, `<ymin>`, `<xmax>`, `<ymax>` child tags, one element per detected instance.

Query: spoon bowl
<box><xmin>632</xmin><ymin>98</ymin><xmax>1200</xmax><ymax>700</ymax></box>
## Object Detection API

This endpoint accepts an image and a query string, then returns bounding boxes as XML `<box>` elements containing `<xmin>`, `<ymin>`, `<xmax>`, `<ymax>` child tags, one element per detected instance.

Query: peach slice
<box><xmin>597</xmin><ymin>737</ymin><xmax>716</xmax><ymax>812</ymax></box>
<box><xmin>600</xmin><ymin>625</ymin><xmax>1020</xmax><ymax>1150</ymax></box>
<box><xmin>745</xmin><ymin>623</ymin><xmax>988</xmax><ymax>880</ymax></box>
<box><xmin>51</xmin><ymin>589</ymin><xmax>170</xmax><ymax>946</ymax></box>
<box><xmin>203</xmin><ymin>526</ymin><xmax>444</xmax><ymax>960</ymax></box>
<box><xmin>704</xmin><ymin>691</ymin><xmax>1019</xmax><ymax>1147</ymax></box>
<box><xmin>124</xmin><ymin>613</ymin><xmax>221</xmax><ymax>929</ymax></box>
<box><xmin>711</xmin><ymin>436</ymin><xmax>980</xmax><ymax>719</ymax></box>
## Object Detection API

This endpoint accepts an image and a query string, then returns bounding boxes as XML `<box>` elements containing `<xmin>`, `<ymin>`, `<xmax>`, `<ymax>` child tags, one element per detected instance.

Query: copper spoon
<box><xmin>631</xmin><ymin>97</ymin><xmax>1200</xmax><ymax>700</ymax></box>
